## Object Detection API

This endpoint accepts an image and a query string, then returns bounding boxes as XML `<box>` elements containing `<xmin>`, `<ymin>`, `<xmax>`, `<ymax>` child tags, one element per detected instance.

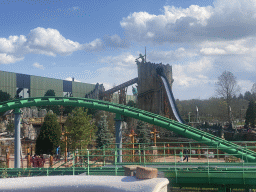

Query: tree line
<box><xmin>176</xmin><ymin>71</ymin><xmax>256</xmax><ymax>129</ymax></box>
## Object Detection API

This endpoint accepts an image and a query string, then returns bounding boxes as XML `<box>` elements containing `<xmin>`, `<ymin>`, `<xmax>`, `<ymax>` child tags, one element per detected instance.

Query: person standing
<box><xmin>183</xmin><ymin>148</ymin><xmax>189</xmax><ymax>162</ymax></box>
<box><xmin>56</xmin><ymin>145</ymin><xmax>60</xmax><ymax>161</ymax></box>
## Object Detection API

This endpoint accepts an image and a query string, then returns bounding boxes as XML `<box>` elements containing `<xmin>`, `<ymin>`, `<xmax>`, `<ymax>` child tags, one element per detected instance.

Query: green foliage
<box><xmin>35</xmin><ymin>112</ymin><xmax>61</xmax><ymax>155</ymax></box>
<box><xmin>96</xmin><ymin>115</ymin><xmax>113</xmax><ymax>149</ymax></box>
<box><xmin>238</xmin><ymin>93</ymin><xmax>244</xmax><ymax>100</ymax></box>
<box><xmin>64</xmin><ymin>107</ymin><xmax>97</xmax><ymax>152</ymax></box>
<box><xmin>136</xmin><ymin>120</ymin><xmax>151</xmax><ymax>147</ymax></box>
<box><xmin>63</xmin><ymin>105</ymin><xmax>76</xmax><ymax>116</ymax></box>
<box><xmin>245</xmin><ymin>100</ymin><xmax>256</xmax><ymax>128</ymax></box>
<box><xmin>44</xmin><ymin>89</ymin><xmax>56</xmax><ymax>96</ymax></box>
<box><xmin>0</xmin><ymin>90</ymin><xmax>13</xmax><ymax>117</ymax></box>
<box><xmin>244</xmin><ymin>91</ymin><xmax>253</xmax><ymax>101</ymax></box>
<box><xmin>0</xmin><ymin>90</ymin><xmax>12</xmax><ymax>103</ymax></box>
<box><xmin>176</xmin><ymin>96</ymin><xmax>248</xmax><ymax>124</ymax></box>
<box><xmin>1</xmin><ymin>168</ymin><xmax>8</xmax><ymax>178</ymax></box>
<box><xmin>6</xmin><ymin>119</ymin><xmax>15</xmax><ymax>135</ymax></box>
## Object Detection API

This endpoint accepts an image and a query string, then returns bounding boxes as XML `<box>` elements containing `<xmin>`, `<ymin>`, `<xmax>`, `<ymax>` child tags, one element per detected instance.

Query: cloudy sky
<box><xmin>0</xmin><ymin>0</ymin><xmax>255</xmax><ymax>100</ymax></box>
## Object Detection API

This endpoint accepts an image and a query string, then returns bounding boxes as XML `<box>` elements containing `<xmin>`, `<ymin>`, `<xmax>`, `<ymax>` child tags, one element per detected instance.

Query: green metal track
<box><xmin>0</xmin><ymin>96</ymin><xmax>256</xmax><ymax>162</ymax></box>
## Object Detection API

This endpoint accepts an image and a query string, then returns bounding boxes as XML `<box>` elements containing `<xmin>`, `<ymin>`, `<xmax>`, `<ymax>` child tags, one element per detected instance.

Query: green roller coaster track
<box><xmin>0</xmin><ymin>96</ymin><xmax>256</xmax><ymax>162</ymax></box>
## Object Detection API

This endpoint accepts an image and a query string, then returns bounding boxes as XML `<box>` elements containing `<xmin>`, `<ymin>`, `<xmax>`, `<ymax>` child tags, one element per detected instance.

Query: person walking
<box><xmin>183</xmin><ymin>148</ymin><xmax>189</xmax><ymax>162</ymax></box>
<box><xmin>56</xmin><ymin>145</ymin><xmax>60</xmax><ymax>161</ymax></box>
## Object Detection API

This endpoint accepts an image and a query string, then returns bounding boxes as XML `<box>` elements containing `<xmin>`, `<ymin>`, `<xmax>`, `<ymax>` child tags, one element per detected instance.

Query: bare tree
<box><xmin>251</xmin><ymin>83</ymin><xmax>256</xmax><ymax>100</ymax></box>
<box><xmin>215</xmin><ymin>71</ymin><xmax>240</xmax><ymax>126</ymax></box>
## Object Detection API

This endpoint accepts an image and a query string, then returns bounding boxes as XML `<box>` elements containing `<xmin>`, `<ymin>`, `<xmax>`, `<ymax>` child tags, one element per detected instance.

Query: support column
<box><xmin>14</xmin><ymin>108</ymin><xmax>22</xmax><ymax>168</ymax></box>
<box><xmin>115</xmin><ymin>113</ymin><xmax>123</xmax><ymax>163</ymax></box>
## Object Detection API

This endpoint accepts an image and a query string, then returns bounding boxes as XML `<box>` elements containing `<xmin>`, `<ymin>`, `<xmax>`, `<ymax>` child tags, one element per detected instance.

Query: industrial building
<box><xmin>0</xmin><ymin>70</ymin><xmax>136</xmax><ymax>104</ymax></box>
<box><xmin>0</xmin><ymin>70</ymin><xmax>96</xmax><ymax>99</ymax></box>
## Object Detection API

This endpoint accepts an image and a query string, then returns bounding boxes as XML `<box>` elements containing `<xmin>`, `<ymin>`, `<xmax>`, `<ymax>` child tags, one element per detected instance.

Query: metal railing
<box><xmin>2</xmin><ymin>141</ymin><xmax>256</xmax><ymax>178</ymax></box>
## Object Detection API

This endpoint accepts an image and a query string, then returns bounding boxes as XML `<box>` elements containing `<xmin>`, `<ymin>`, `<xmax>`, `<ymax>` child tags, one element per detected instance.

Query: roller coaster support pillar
<box><xmin>115</xmin><ymin>114</ymin><xmax>123</xmax><ymax>163</ymax></box>
<box><xmin>14</xmin><ymin>108</ymin><xmax>22</xmax><ymax>168</ymax></box>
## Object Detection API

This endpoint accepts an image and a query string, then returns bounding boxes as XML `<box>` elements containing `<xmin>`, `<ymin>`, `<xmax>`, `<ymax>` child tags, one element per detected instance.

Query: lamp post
<box><xmin>62</xmin><ymin>131</ymin><xmax>69</xmax><ymax>163</ymax></box>
<box><xmin>196</xmin><ymin>106</ymin><xmax>199</xmax><ymax>123</ymax></box>
<box><xmin>150</xmin><ymin>128</ymin><xmax>159</xmax><ymax>147</ymax></box>
<box><xmin>59</xmin><ymin>106</ymin><xmax>64</xmax><ymax>132</ymax></box>
<box><xmin>126</xmin><ymin>129</ymin><xmax>137</xmax><ymax>162</ymax></box>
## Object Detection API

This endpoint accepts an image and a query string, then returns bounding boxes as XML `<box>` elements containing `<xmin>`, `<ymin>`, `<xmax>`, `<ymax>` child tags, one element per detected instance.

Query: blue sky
<box><xmin>0</xmin><ymin>0</ymin><xmax>256</xmax><ymax>100</ymax></box>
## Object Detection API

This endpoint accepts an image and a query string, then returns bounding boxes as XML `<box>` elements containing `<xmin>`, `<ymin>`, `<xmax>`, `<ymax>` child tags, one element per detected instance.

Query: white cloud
<box><xmin>0</xmin><ymin>28</ymin><xmax>129</xmax><ymax>65</ymax></box>
<box><xmin>33</xmin><ymin>62</ymin><xmax>44</xmax><ymax>70</ymax></box>
<box><xmin>102</xmin><ymin>82</ymin><xmax>112</xmax><ymax>90</ymax></box>
<box><xmin>148</xmin><ymin>47</ymin><xmax>197</xmax><ymax>63</ymax></box>
<box><xmin>187</xmin><ymin>57</ymin><xmax>213</xmax><ymax>73</ymax></box>
<box><xmin>200</xmin><ymin>48</ymin><xmax>226</xmax><ymax>55</ymax></box>
<box><xmin>26</xmin><ymin>27</ymin><xmax>82</xmax><ymax>56</ymax></box>
<box><xmin>83</xmin><ymin>38</ymin><xmax>103</xmax><ymax>52</ymax></box>
<box><xmin>102</xmin><ymin>34</ymin><xmax>130</xmax><ymax>49</ymax></box>
<box><xmin>95</xmin><ymin>53</ymin><xmax>138</xmax><ymax>91</ymax></box>
<box><xmin>0</xmin><ymin>27</ymin><xmax>84</xmax><ymax>64</ymax></box>
<box><xmin>120</xmin><ymin>0</ymin><xmax>256</xmax><ymax>44</ymax></box>
<box><xmin>0</xmin><ymin>53</ymin><xmax>24</xmax><ymax>64</ymax></box>
<box><xmin>241</xmin><ymin>57</ymin><xmax>256</xmax><ymax>71</ymax></box>
<box><xmin>171</xmin><ymin>57</ymin><xmax>213</xmax><ymax>87</ymax></box>
<box><xmin>237</xmin><ymin>80</ymin><xmax>254</xmax><ymax>94</ymax></box>
<box><xmin>99</xmin><ymin>52</ymin><xmax>137</xmax><ymax>69</ymax></box>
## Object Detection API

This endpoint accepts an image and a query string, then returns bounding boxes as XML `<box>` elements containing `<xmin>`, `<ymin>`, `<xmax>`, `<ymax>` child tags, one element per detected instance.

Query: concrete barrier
<box><xmin>0</xmin><ymin>175</ymin><xmax>169</xmax><ymax>192</ymax></box>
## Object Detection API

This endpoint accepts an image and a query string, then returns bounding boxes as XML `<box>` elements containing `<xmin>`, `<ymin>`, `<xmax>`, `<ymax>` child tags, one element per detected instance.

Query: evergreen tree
<box><xmin>244</xmin><ymin>91</ymin><xmax>253</xmax><ymax>101</ymax></box>
<box><xmin>44</xmin><ymin>89</ymin><xmax>56</xmax><ymax>96</ymax></box>
<box><xmin>238</xmin><ymin>93</ymin><xmax>244</xmax><ymax>100</ymax></box>
<box><xmin>64</xmin><ymin>107</ymin><xmax>97</xmax><ymax>152</ymax></box>
<box><xmin>96</xmin><ymin>115</ymin><xmax>113</xmax><ymax>149</ymax></box>
<box><xmin>0</xmin><ymin>90</ymin><xmax>12</xmax><ymax>103</ymax></box>
<box><xmin>136</xmin><ymin>120</ymin><xmax>150</xmax><ymax>147</ymax></box>
<box><xmin>35</xmin><ymin>112</ymin><xmax>61</xmax><ymax>155</ymax></box>
<box><xmin>245</xmin><ymin>100</ymin><xmax>256</xmax><ymax>128</ymax></box>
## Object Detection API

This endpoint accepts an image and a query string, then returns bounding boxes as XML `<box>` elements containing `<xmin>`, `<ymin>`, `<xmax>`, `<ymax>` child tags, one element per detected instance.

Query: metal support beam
<box><xmin>14</xmin><ymin>108</ymin><xmax>22</xmax><ymax>168</ymax></box>
<box><xmin>115</xmin><ymin>113</ymin><xmax>123</xmax><ymax>163</ymax></box>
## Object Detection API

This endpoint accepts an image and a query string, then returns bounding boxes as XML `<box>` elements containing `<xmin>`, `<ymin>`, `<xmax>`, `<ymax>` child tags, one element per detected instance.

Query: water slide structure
<box><xmin>155</xmin><ymin>65</ymin><xmax>186</xmax><ymax>124</ymax></box>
